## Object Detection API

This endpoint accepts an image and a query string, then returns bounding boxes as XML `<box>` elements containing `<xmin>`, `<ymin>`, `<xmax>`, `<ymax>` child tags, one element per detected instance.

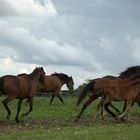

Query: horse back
<box><xmin>1</xmin><ymin>75</ymin><xmax>31</xmax><ymax>98</ymax></box>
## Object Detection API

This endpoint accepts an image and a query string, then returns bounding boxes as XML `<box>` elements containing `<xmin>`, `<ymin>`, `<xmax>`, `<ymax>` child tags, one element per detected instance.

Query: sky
<box><xmin>0</xmin><ymin>0</ymin><xmax>140</xmax><ymax>88</ymax></box>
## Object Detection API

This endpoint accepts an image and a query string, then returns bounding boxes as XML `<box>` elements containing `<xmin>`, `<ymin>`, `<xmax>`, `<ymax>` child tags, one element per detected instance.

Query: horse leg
<box><xmin>49</xmin><ymin>93</ymin><xmax>55</xmax><ymax>105</ymax></box>
<box><xmin>55</xmin><ymin>90</ymin><xmax>65</xmax><ymax>104</ymax></box>
<box><xmin>2</xmin><ymin>96</ymin><xmax>13</xmax><ymax>120</ymax></box>
<box><xmin>57</xmin><ymin>94</ymin><xmax>65</xmax><ymax>104</ymax></box>
<box><xmin>15</xmin><ymin>99</ymin><xmax>23</xmax><ymax>123</ymax></box>
<box><xmin>104</xmin><ymin>103</ymin><xmax>117</xmax><ymax>119</ymax></box>
<box><xmin>118</xmin><ymin>100</ymin><xmax>133</xmax><ymax>121</ymax></box>
<box><xmin>93</xmin><ymin>100</ymin><xmax>103</xmax><ymax>120</ymax></box>
<box><xmin>99</xmin><ymin>95</ymin><xmax>111</xmax><ymax>120</ymax></box>
<box><xmin>109</xmin><ymin>102</ymin><xmax>121</xmax><ymax>114</ymax></box>
<box><xmin>22</xmin><ymin>98</ymin><xmax>33</xmax><ymax>117</ymax></box>
<box><xmin>74</xmin><ymin>95</ymin><xmax>98</xmax><ymax>123</ymax></box>
<box><xmin>122</xmin><ymin>100</ymin><xmax>127</xmax><ymax>112</ymax></box>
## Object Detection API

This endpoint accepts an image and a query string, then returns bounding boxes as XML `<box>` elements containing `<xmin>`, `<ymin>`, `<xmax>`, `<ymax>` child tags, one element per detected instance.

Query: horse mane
<box><xmin>119</xmin><ymin>66</ymin><xmax>140</xmax><ymax>79</ymax></box>
<box><xmin>28</xmin><ymin>67</ymin><xmax>42</xmax><ymax>79</ymax></box>
<box><xmin>102</xmin><ymin>75</ymin><xmax>119</xmax><ymax>80</ymax></box>
<box><xmin>17</xmin><ymin>73</ymin><xmax>27</xmax><ymax>77</ymax></box>
<box><xmin>51</xmin><ymin>73</ymin><xmax>70</xmax><ymax>82</ymax></box>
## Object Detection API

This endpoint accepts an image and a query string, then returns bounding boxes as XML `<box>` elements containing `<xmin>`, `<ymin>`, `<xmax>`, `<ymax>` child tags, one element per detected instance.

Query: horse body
<box><xmin>1</xmin><ymin>76</ymin><xmax>31</xmax><ymax>99</ymax></box>
<box><xmin>94</xmin><ymin>78</ymin><xmax>139</xmax><ymax>100</ymax></box>
<box><xmin>0</xmin><ymin>67</ymin><xmax>45</xmax><ymax>123</ymax></box>
<box><xmin>43</xmin><ymin>75</ymin><xmax>62</xmax><ymax>93</ymax></box>
<box><xmin>42</xmin><ymin>73</ymin><xmax>74</xmax><ymax>105</ymax></box>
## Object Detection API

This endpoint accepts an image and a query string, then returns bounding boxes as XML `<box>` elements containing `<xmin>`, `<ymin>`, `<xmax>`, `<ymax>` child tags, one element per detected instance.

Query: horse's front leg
<box><xmin>22</xmin><ymin>98</ymin><xmax>33</xmax><ymax>117</ymax></box>
<box><xmin>15</xmin><ymin>99</ymin><xmax>23</xmax><ymax>123</ymax></box>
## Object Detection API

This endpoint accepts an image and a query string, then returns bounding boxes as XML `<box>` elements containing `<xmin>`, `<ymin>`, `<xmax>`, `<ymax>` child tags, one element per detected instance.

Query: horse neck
<box><xmin>29</xmin><ymin>71</ymin><xmax>40</xmax><ymax>83</ymax></box>
<box><xmin>130</xmin><ymin>75</ymin><xmax>140</xmax><ymax>81</ymax></box>
<box><xmin>52</xmin><ymin>73</ymin><xmax>69</xmax><ymax>86</ymax></box>
<box><xmin>58</xmin><ymin>78</ymin><xmax>67</xmax><ymax>86</ymax></box>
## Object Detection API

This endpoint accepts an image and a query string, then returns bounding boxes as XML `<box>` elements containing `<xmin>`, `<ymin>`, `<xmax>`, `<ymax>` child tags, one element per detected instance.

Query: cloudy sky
<box><xmin>0</xmin><ymin>0</ymin><xmax>140</xmax><ymax>88</ymax></box>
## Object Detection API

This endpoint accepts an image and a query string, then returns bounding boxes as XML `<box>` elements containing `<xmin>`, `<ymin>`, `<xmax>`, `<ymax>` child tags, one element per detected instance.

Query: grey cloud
<box><xmin>0</xmin><ymin>0</ymin><xmax>140</xmax><ymax>84</ymax></box>
<box><xmin>0</xmin><ymin>1</ymin><xmax>17</xmax><ymax>16</ymax></box>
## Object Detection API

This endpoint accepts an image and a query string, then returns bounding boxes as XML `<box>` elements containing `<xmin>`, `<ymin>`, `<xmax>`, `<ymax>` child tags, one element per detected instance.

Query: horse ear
<box><xmin>69</xmin><ymin>76</ymin><xmax>72</xmax><ymax>80</ymax></box>
<box><xmin>40</xmin><ymin>67</ymin><xmax>44</xmax><ymax>71</ymax></box>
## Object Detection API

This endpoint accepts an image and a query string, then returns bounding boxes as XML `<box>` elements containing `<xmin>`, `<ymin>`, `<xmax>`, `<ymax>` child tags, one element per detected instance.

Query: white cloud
<box><xmin>0</xmin><ymin>58</ymin><xmax>36</xmax><ymax>76</ymax></box>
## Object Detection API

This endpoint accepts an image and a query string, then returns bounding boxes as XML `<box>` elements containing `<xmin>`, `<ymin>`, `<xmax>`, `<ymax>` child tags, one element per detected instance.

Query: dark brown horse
<box><xmin>75</xmin><ymin>66</ymin><xmax>140</xmax><ymax>122</ymax></box>
<box><xmin>41</xmin><ymin>73</ymin><xmax>74</xmax><ymax>105</ymax></box>
<box><xmin>0</xmin><ymin>67</ymin><xmax>45</xmax><ymax>123</ymax></box>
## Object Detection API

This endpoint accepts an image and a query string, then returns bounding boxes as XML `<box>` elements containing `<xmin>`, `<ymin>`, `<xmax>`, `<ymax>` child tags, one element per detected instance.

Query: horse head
<box><xmin>32</xmin><ymin>67</ymin><xmax>46</xmax><ymax>90</ymax></box>
<box><xmin>66</xmin><ymin>76</ymin><xmax>74</xmax><ymax>94</ymax></box>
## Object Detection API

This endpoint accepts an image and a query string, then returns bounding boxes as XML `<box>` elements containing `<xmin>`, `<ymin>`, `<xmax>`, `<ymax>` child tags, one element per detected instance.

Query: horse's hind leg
<box><xmin>93</xmin><ymin>100</ymin><xmax>103</xmax><ymax>120</ymax></box>
<box><xmin>49</xmin><ymin>93</ymin><xmax>55</xmax><ymax>105</ymax></box>
<box><xmin>2</xmin><ymin>96</ymin><xmax>13</xmax><ymax>120</ymax></box>
<box><xmin>109</xmin><ymin>103</ymin><xmax>121</xmax><ymax>114</ymax></box>
<box><xmin>15</xmin><ymin>99</ymin><xmax>23</xmax><ymax>123</ymax></box>
<box><xmin>104</xmin><ymin>103</ymin><xmax>117</xmax><ymax>119</ymax></box>
<box><xmin>22</xmin><ymin>98</ymin><xmax>33</xmax><ymax>117</ymax></box>
<box><xmin>57</xmin><ymin>94</ymin><xmax>65</xmax><ymax>104</ymax></box>
<box><xmin>74</xmin><ymin>95</ymin><xmax>98</xmax><ymax>122</ymax></box>
<box><xmin>118</xmin><ymin>100</ymin><xmax>133</xmax><ymax>121</ymax></box>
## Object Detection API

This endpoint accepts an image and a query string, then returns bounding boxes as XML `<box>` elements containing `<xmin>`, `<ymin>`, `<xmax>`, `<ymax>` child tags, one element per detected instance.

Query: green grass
<box><xmin>0</xmin><ymin>96</ymin><xmax>140</xmax><ymax>140</ymax></box>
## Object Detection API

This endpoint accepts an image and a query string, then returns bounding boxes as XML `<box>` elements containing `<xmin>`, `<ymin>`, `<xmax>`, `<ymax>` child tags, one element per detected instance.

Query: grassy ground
<box><xmin>0</xmin><ymin>96</ymin><xmax>140</xmax><ymax>140</ymax></box>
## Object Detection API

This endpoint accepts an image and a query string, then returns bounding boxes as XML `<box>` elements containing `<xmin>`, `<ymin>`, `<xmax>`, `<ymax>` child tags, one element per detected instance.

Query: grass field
<box><xmin>0</xmin><ymin>96</ymin><xmax>140</xmax><ymax>140</ymax></box>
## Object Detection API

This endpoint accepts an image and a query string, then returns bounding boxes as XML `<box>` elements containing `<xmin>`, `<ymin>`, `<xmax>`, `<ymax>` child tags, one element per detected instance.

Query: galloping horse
<box><xmin>75</xmin><ymin>66</ymin><xmax>140</xmax><ymax>122</ymax></box>
<box><xmin>42</xmin><ymin>73</ymin><xmax>74</xmax><ymax>105</ymax></box>
<box><xmin>0</xmin><ymin>67</ymin><xmax>45</xmax><ymax>123</ymax></box>
<box><xmin>92</xmin><ymin>76</ymin><xmax>140</xmax><ymax>120</ymax></box>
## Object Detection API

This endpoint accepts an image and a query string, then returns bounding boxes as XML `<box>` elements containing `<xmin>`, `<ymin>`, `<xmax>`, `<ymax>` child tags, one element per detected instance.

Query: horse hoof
<box><xmin>16</xmin><ymin>119</ymin><xmax>20</xmax><ymax>123</ymax></box>
<box><xmin>92</xmin><ymin>116</ymin><xmax>97</xmax><ymax>122</ymax></box>
<box><xmin>116</xmin><ymin>117</ymin><xmax>126</xmax><ymax>122</ymax></box>
<box><xmin>120</xmin><ymin>117</ymin><xmax>126</xmax><ymax>122</ymax></box>
<box><xmin>21</xmin><ymin>113</ymin><xmax>26</xmax><ymax>117</ymax></box>
<box><xmin>6</xmin><ymin>115</ymin><xmax>10</xmax><ymax>120</ymax></box>
<box><xmin>16</xmin><ymin>119</ymin><xmax>24</xmax><ymax>123</ymax></box>
<box><xmin>73</xmin><ymin>118</ymin><xmax>79</xmax><ymax>123</ymax></box>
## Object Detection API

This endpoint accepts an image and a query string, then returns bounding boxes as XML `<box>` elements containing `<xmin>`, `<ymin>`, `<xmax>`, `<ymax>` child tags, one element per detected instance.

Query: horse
<box><xmin>92</xmin><ymin>77</ymin><xmax>140</xmax><ymax>121</ymax></box>
<box><xmin>0</xmin><ymin>67</ymin><xmax>45</xmax><ymax>123</ymax></box>
<box><xmin>75</xmin><ymin>75</ymin><xmax>140</xmax><ymax>122</ymax></box>
<box><xmin>41</xmin><ymin>73</ymin><xmax>74</xmax><ymax>105</ymax></box>
<box><xmin>75</xmin><ymin>66</ymin><xmax>140</xmax><ymax>122</ymax></box>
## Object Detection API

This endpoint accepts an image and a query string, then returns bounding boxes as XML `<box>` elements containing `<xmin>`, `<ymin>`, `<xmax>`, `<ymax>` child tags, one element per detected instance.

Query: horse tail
<box><xmin>77</xmin><ymin>80</ymin><xmax>95</xmax><ymax>106</ymax></box>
